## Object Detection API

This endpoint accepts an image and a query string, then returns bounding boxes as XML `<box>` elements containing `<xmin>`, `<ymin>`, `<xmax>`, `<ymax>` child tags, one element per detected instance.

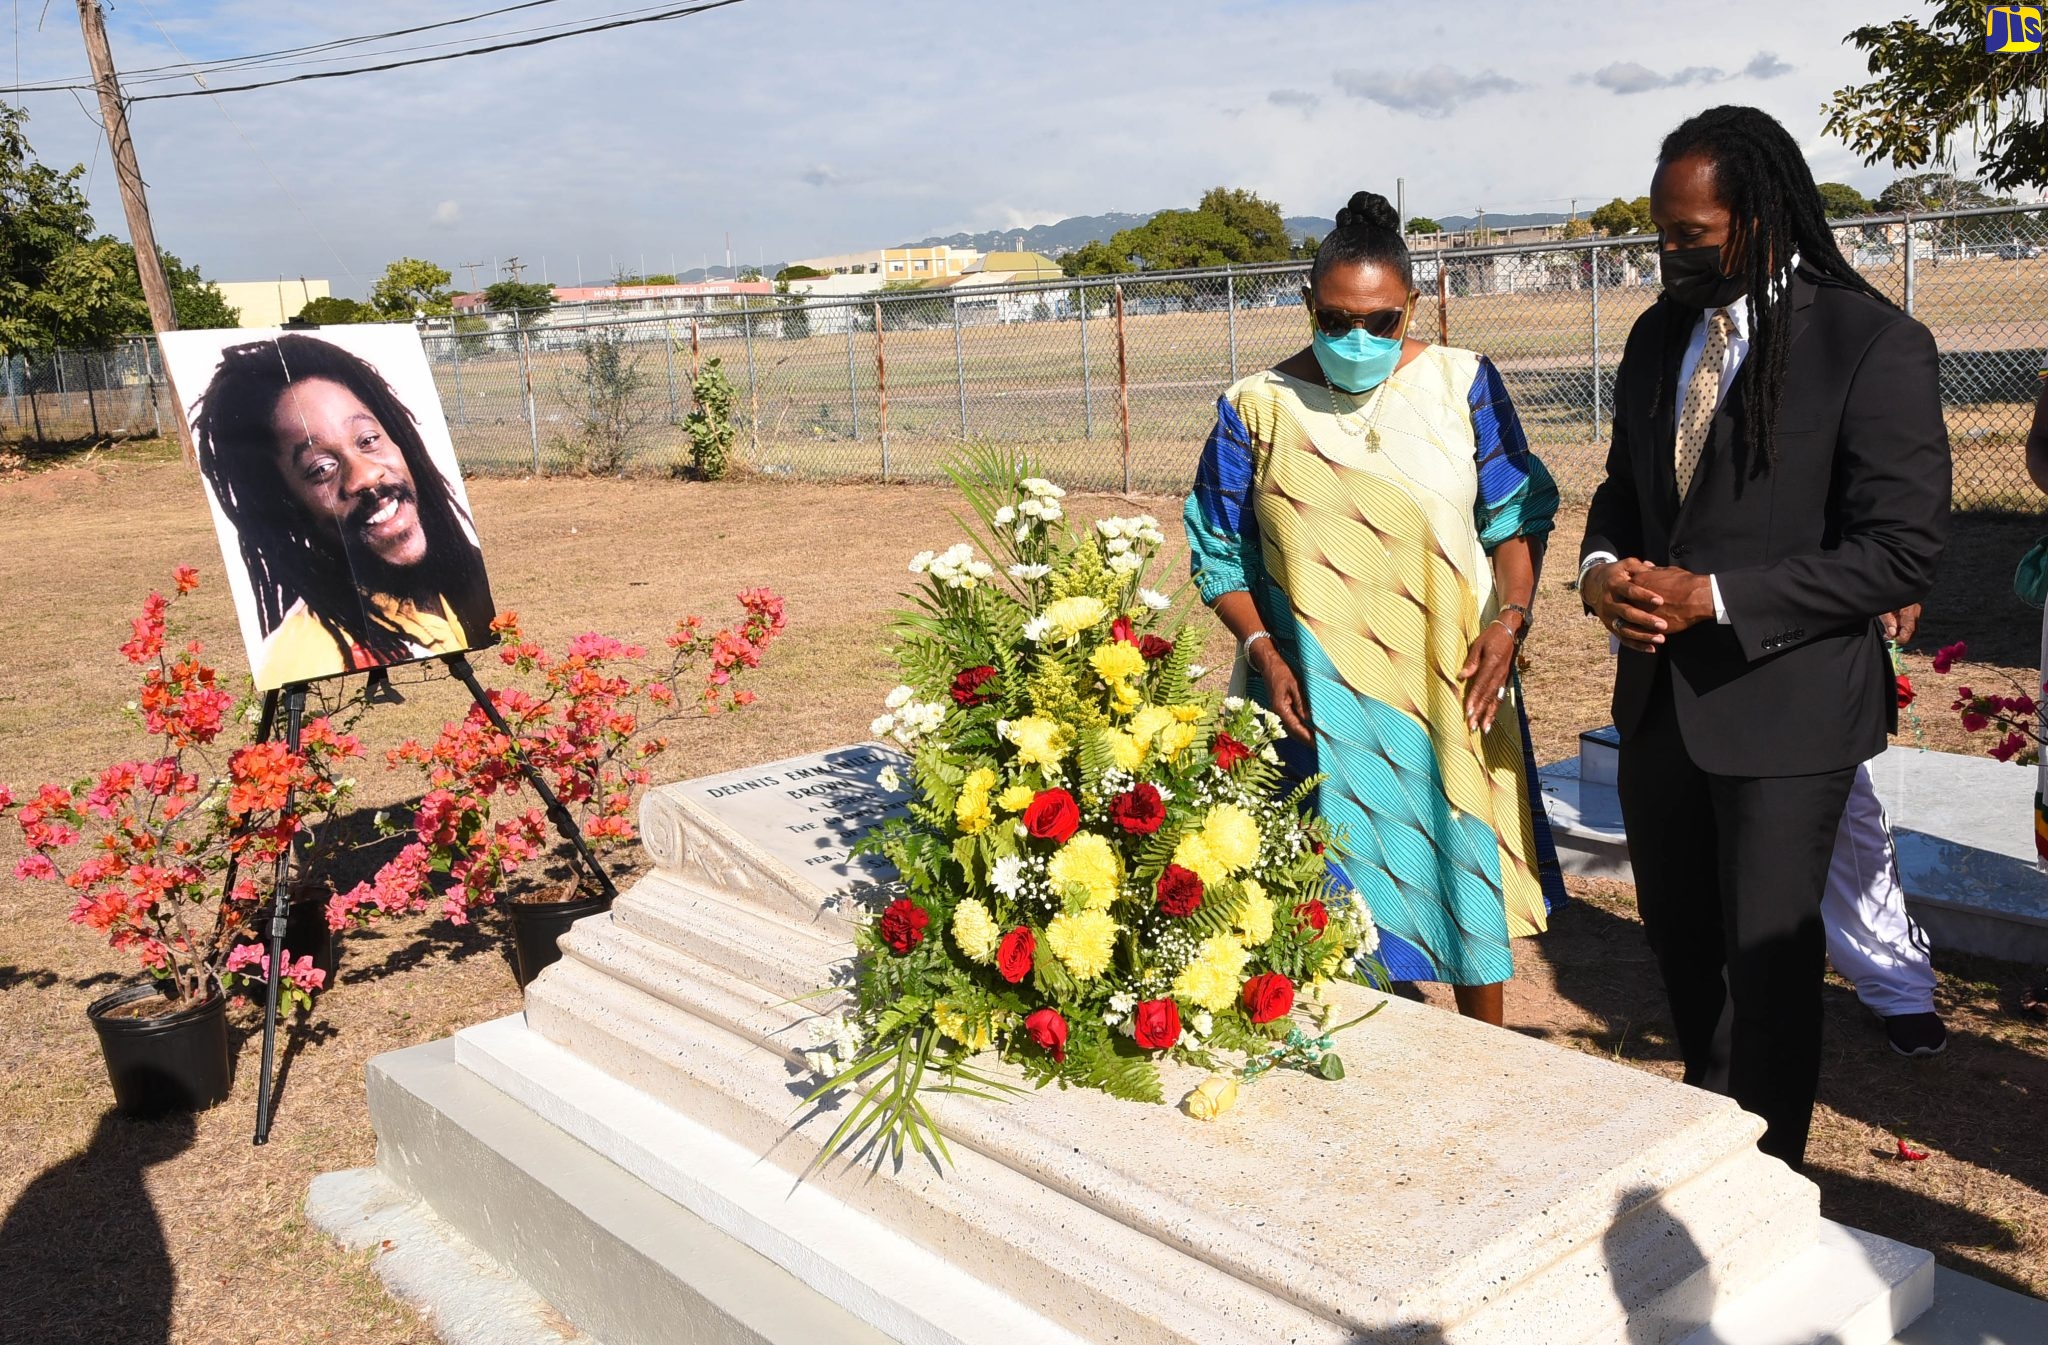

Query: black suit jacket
<box><xmin>1580</xmin><ymin>270</ymin><xmax>1951</xmax><ymax>777</ymax></box>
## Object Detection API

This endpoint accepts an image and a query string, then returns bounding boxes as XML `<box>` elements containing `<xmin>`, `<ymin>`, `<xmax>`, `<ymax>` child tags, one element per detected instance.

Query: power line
<box><xmin>128</xmin><ymin>0</ymin><xmax>747</xmax><ymax>101</ymax></box>
<box><xmin>6</xmin><ymin>0</ymin><xmax>579</xmax><ymax>92</ymax></box>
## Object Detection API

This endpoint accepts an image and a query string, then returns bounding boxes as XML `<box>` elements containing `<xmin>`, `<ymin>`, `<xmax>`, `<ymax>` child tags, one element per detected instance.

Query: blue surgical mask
<box><xmin>1311</xmin><ymin>326</ymin><xmax>1403</xmax><ymax>393</ymax></box>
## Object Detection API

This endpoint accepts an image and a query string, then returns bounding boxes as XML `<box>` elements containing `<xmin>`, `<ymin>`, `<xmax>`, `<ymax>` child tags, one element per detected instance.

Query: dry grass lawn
<box><xmin>0</xmin><ymin>443</ymin><xmax>2043</xmax><ymax>1342</ymax></box>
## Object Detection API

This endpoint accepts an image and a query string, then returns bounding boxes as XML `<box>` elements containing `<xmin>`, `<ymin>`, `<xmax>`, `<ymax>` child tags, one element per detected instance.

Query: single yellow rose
<box><xmin>1184</xmin><ymin>1074</ymin><xmax>1241</xmax><ymax>1121</ymax></box>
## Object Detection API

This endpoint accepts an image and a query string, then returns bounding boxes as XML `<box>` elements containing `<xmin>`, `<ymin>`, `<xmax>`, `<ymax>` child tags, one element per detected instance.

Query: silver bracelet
<box><xmin>1240</xmin><ymin>630</ymin><xmax>1272</xmax><ymax>659</ymax></box>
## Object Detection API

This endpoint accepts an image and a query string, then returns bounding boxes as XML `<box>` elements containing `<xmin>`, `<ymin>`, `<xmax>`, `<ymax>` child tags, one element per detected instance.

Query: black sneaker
<box><xmin>1883</xmin><ymin>1012</ymin><xmax>1948</xmax><ymax>1058</ymax></box>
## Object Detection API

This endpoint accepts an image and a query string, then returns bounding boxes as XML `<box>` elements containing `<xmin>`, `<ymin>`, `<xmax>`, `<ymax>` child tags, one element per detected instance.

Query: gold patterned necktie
<box><xmin>1675</xmin><ymin>309</ymin><xmax>1731</xmax><ymax>499</ymax></box>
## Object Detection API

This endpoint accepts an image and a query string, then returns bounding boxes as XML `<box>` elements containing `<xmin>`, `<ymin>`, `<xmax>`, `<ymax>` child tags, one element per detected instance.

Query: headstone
<box><xmin>320</xmin><ymin>743</ymin><xmax>1944</xmax><ymax>1345</ymax></box>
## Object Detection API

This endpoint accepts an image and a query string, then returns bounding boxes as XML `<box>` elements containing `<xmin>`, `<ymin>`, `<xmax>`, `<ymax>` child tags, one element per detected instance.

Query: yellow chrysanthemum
<box><xmin>1128</xmin><ymin>704</ymin><xmax>1176</xmax><ymax>745</ymax></box>
<box><xmin>1041</xmin><ymin>595</ymin><xmax>1108</xmax><ymax>642</ymax></box>
<box><xmin>1109</xmin><ymin>680</ymin><xmax>1142</xmax><ymax>715</ymax></box>
<box><xmin>1235</xmin><ymin>885</ymin><xmax>1274</xmax><ymax>946</ymax></box>
<box><xmin>1172</xmin><ymin>832</ymin><xmax>1230</xmax><ymax>887</ymax></box>
<box><xmin>996</xmin><ymin>783</ymin><xmax>1037</xmax><ymax>812</ymax></box>
<box><xmin>1202</xmin><ymin>803</ymin><xmax>1262</xmax><ymax>873</ymax></box>
<box><xmin>1007</xmin><ymin>716</ymin><xmax>1069</xmax><ymax>767</ymax></box>
<box><xmin>1048</xmin><ymin>832</ymin><xmax>1122</xmax><ymax>909</ymax></box>
<box><xmin>955</xmin><ymin>767</ymin><xmax>998</xmax><ymax>835</ymax></box>
<box><xmin>1102</xmin><ymin>729</ymin><xmax>1145</xmax><ymax>772</ymax></box>
<box><xmin>951</xmin><ymin>897</ymin><xmax>1000</xmax><ymax>963</ymax></box>
<box><xmin>1169</xmin><ymin>704</ymin><xmax>1203</xmax><ymax>723</ymax></box>
<box><xmin>1157</xmin><ymin>721</ymin><xmax>1197</xmax><ymax>762</ymax></box>
<box><xmin>1090</xmin><ymin>641</ymin><xmax>1145</xmax><ymax>685</ymax></box>
<box><xmin>933</xmin><ymin>1000</ymin><xmax>995</xmax><ymax>1051</ymax></box>
<box><xmin>1046</xmin><ymin>909</ymin><xmax>1118</xmax><ymax>979</ymax></box>
<box><xmin>1172</xmin><ymin>933</ymin><xmax>1251</xmax><ymax>1011</ymax></box>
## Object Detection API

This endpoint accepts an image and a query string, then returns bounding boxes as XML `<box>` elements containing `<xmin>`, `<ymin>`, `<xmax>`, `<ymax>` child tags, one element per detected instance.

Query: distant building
<box><xmin>973</xmin><ymin>251</ymin><xmax>1064</xmax><ymax>282</ymax></box>
<box><xmin>452</xmin><ymin>280</ymin><xmax>775</xmax><ymax>319</ymax></box>
<box><xmin>783</xmin><ymin>245</ymin><xmax>981</xmax><ymax>281</ymax></box>
<box><xmin>216</xmin><ymin>278</ymin><xmax>331</xmax><ymax>328</ymax></box>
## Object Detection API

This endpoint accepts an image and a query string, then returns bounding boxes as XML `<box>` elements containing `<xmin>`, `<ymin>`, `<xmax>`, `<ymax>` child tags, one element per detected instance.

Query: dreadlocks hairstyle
<box><xmin>1656</xmin><ymin>105</ymin><xmax>1894</xmax><ymax>474</ymax></box>
<box><xmin>191</xmin><ymin>333</ymin><xmax>494</xmax><ymax>672</ymax></box>
<box><xmin>1310</xmin><ymin>190</ymin><xmax>1413</xmax><ymax>292</ymax></box>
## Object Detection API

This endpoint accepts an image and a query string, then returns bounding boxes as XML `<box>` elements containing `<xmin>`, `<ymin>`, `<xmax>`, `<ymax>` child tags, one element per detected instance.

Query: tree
<box><xmin>482</xmin><ymin>279</ymin><xmax>555</xmax><ymax>323</ymax></box>
<box><xmin>1060</xmin><ymin>239</ymin><xmax>1135</xmax><ymax>277</ymax></box>
<box><xmin>554</xmin><ymin>328</ymin><xmax>650</xmax><ymax>475</ymax></box>
<box><xmin>776</xmin><ymin>264</ymin><xmax>827</xmax><ymax>281</ymax></box>
<box><xmin>370</xmin><ymin>257</ymin><xmax>453</xmax><ymax>318</ymax></box>
<box><xmin>1876</xmin><ymin>171</ymin><xmax>2004</xmax><ymax>213</ymax></box>
<box><xmin>1815</xmin><ymin>182</ymin><xmax>1874</xmax><ymax>218</ymax></box>
<box><xmin>96</xmin><ymin>241</ymin><xmax>238</xmax><ymax>329</ymax></box>
<box><xmin>1590</xmin><ymin>196</ymin><xmax>1654</xmax><ymax>236</ymax></box>
<box><xmin>0</xmin><ymin>104</ymin><xmax>96</xmax><ymax>353</ymax></box>
<box><xmin>1294</xmin><ymin>234</ymin><xmax>1320</xmax><ymax>260</ymax></box>
<box><xmin>1559</xmin><ymin>217</ymin><xmax>1596</xmax><ymax>240</ymax></box>
<box><xmin>294</xmin><ymin>295</ymin><xmax>379</xmax><ymax>324</ymax></box>
<box><xmin>1825</xmin><ymin>3</ymin><xmax>2048</xmax><ymax>193</ymax></box>
<box><xmin>1195</xmin><ymin>186</ymin><xmax>1292</xmax><ymax>262</ymax></box>
<box><xmin>736</xmin><ymin>266</ymin><xmax>764</xmax><ymax>282</ymax></box>
<box><xmin>1404</xmin><ymin>217</ymin><xmax>1442</xmax><ymax>235</ymax></box>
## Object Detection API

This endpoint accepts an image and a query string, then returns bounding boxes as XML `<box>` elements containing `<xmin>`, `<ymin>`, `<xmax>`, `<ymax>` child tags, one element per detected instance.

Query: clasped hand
<box><xmin>1583</xmin><ymin>560</ymin><xmax>1716</xmax><ymax>654</ymax></box>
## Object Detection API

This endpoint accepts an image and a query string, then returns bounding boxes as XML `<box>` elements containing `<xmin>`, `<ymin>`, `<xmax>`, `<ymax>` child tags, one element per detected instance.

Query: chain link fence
<box><xmin>7</xmin><ymin>203</ymin><xmax>2046</xmax><ymax>507</ymax></box>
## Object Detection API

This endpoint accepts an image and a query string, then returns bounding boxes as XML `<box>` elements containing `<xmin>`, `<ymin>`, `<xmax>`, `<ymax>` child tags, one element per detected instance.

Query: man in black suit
<box><xmin>1579</xmin><ymin>106</ymin><xmax>1951</xmax><ymax>1167</ymax></box>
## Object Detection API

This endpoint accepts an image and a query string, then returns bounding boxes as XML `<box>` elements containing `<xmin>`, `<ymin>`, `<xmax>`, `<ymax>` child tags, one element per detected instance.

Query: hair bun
<box><xmin>1335</xmin><ymin>190</ymin><xmax>1400</xmax><ymax>234</ymax></box>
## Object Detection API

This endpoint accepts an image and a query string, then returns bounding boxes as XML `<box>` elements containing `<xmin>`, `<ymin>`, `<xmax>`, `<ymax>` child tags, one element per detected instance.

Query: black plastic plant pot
<box><xmin>508</xmin><ymin>890</ymin><xmax>613</xmax><ymax>988</ymax></box>
<box><xmin>86</xmin><ymin>983</ymin><xmax>233</xmax><ymax>1117</ymax></box>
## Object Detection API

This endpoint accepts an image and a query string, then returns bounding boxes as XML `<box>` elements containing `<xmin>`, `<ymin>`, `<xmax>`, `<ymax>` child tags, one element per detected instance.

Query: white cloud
<box><xmin>430</xmin><ymin>200</ymin><xmax>461</xmax><ymax>228</ymax></box>
<box><xmin>800</xmin><ymin>163</ymin><xmax>843</xmax><ymax>188</ymax></box>
<box><xmin>1582</xmin><ymin>50</ymin><xmax>1794</xmax><ymax>94</ymax></box>
<box><xmin>1331</xmin><ymin>65</ymin><xmax>1521</xmax><ymax>119</ymax></box>
<box><xmin>1267</xmin><ymin>88</ymin><xmax>1320</xmax><ymax>115</ymax></box>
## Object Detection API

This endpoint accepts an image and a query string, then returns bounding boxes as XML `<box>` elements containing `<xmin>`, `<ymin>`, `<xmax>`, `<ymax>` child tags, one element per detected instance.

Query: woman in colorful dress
<box><xmin>1184</xmin><ymin>190</ymin><xmax>1565</xmax><ymax>1025</ymax></box>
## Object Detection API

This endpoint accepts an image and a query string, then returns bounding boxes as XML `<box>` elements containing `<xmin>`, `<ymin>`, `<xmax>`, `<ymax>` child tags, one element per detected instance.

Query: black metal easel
<box><xmin>247</xmin><ymin>653</ymin><xmax>618</xmax><ymax>1145</ymax></box>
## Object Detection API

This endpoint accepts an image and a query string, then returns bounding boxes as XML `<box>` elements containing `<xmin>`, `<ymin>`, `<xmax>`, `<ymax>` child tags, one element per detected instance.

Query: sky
<box><xmin>0</xmin><ymin>0</ymin><xmax>1989</xmax><ymax>298</ymax></box>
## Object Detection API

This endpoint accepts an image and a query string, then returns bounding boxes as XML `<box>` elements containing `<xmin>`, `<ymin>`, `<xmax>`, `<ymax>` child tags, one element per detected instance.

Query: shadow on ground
<box><xmin>0</xmin><ymin>1109</ymin><xmax>193</xmax><ymax>1344</ymax></box>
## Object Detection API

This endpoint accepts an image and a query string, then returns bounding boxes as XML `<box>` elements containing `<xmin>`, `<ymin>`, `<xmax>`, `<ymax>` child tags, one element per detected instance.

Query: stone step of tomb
<box><xmin>1539</xmin><ymin>738</ymin><xmax>2048</xmax><ymax>966</ymax></box>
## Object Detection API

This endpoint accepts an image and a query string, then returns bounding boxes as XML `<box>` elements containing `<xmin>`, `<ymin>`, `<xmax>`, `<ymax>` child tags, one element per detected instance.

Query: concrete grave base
<box><xmin>311</xmin><ymin>746</ymin><xmax>1978</xmax><ymax>1343</ymax></box>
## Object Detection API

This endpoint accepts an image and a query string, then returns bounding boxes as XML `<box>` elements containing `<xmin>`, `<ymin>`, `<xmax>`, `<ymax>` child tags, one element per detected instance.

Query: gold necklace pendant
<box><xmin>1323</xmin><ymin>379</ymin><xmax>1384</xmax><ymax>449</ymax></box>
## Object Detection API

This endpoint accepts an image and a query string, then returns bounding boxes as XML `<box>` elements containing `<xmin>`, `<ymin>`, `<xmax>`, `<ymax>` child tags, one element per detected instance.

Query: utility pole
<box><xmin>76</xmin><ymin>0</ymin><xmax>190</xmax><ymax>460</ymax></box>
<box><xmin>460</xmin><ymin>260</ymin><xmax>486</xmax><ymax>291</ymax></box>
<box><xmin>505</xmin><ymin>256</ymin><xmax>525</xmax><ymax>282</ymax></box>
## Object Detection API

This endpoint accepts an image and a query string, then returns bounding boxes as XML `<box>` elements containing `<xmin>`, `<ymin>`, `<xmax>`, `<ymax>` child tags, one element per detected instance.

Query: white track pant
<box><xmin>1823</xmin><ymin>763</ymin><xmax>1937</xmax><ymax>1017</ymax></box>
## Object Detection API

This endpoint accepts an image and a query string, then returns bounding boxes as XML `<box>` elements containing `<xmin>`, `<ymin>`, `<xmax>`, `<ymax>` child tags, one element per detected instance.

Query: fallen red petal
<box><xmin>1896</xmin><ymin>1139</ymin><xmax>1929</xmax><ymax>1162</ymax></box>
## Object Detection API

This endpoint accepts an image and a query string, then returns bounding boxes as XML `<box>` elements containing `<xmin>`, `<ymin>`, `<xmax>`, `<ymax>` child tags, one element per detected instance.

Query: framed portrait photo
<box><xmin>160</xmin><ymin>324</ymin><xmax>497</xmax><ymax>691</ymax></box>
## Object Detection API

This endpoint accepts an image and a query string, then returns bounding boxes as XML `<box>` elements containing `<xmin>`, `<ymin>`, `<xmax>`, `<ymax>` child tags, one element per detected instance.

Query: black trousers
<box><xmin>1616</xmin><ymin>666</ymin><xmax>1856</xmax><ymax>1168</ymax></box>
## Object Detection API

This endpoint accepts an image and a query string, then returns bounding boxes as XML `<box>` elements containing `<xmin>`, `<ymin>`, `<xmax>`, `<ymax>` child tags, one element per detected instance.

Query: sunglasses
<box><xmin>1301</xmin><ymin>289</ymin><xmax>1411</xmax><ymax>340</ymax></box>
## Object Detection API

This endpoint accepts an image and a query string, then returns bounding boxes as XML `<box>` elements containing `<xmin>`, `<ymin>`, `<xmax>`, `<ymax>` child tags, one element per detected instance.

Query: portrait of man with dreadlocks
<box><xmin>171</xmin><ymin>329</ymin><xmax>497</xmax><ymax>690</ymax></box>
<box><xmin>1578</xmin><ymin>105</ymin><xmax>1951</xmax><ymax>1170</ymax></box>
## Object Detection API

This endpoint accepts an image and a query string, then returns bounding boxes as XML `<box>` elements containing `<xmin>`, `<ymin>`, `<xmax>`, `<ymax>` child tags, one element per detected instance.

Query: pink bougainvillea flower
<box><xmin>1930</xmin><ymin>641</ymin><xmax>1966</xmax><ymax>675</ymax></box>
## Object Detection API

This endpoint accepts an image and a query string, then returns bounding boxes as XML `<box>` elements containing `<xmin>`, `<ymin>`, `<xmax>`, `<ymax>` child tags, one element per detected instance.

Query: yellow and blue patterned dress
<box><xmin>1185</xmin><ymin>345</ymin><xmax>1566</xmax><ymax>985</ymax></box>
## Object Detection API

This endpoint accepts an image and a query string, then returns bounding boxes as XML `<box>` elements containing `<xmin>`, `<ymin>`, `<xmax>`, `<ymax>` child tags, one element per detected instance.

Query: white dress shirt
<box><xmin>1581</xmin><ymin>298</ymin><xmax>1750</xmax><ymax>625</ymax></box>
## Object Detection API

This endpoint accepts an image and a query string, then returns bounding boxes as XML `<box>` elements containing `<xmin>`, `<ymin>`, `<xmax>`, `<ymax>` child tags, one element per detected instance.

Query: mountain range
<box><xmin>900</xmin><ymin>209</ymin><xmax>1573</xmax><ymax>257</ymax></box>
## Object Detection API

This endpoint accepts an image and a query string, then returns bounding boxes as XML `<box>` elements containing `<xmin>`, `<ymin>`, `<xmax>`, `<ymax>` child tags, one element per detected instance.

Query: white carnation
<box><xmin>991</xmin><ymin>855</ymin><xmax>1026</xmax><ymax>897</ymax></box>
<box><xmin>876</xmin><ymin>766</ymin><xmax>902</xmax><ymax>792</ymax></box>
<box><xmin>993</xmin><ymin>505</ymin><xmax>1016</xmax><ymax>525</ymax></box>
<box><xmin>1137</xmin><ymin>588</ymin><xmax>1171</xmax><ymax>610</ymax></box>
<box><xmin>908</xmin><ymin>550</ymin><xmax>936</xmax><ymax>573</ymax></box>
<box><xmin>885</xmin><ymin>684</ymin><xmax>914</xmax><ymax>709</ymax></box>
<box><xmin>871</xmin><ymin>713</ymin><xmax>896</xmax><ymax>736</ymax></box>
<box><xmin>1108</xmin><ymin>551</ymin><xmax>1144</xmax><ymax>574</ymax></box>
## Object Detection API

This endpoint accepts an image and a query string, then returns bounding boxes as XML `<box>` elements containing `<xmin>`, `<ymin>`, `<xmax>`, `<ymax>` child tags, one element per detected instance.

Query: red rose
<box><xmin>1895</xmin><ymin>674</ymin><xmax>1915</xmax><ymax>710</ymax></box>
<box><xmin>1138</xmin><ymin>634</ymin><xmax>1174</xmax><ymax>661</ymax></box>
<box><xmin>1132</xmin><ymin>998</ymin><xmax>1181</xmax><ymax>1050</ymax></box>
<box><xmin>1212</xmin><ymin>731</ymin><xmax>1251</xmax><ymax>771</ymax></box>
<box><xmin>996</xmin><ymin>927</ymin><xmax>1035</xmax><ymax>984</ymax></box>
<box><xmin>1155</xmin><ymin>864</ymin><xmax>1204</xmax><ymax>918</ymax></box>
<box><xmin>1108</xmin><ymin>783</ymin><xmax>1165</xmax><ymax>834</ymax></box>
<box><xmin>950</xmin><ymin>665</ymin><xmax>998</xmax><ymax>707</ymax></box>
<box><xmin>1241</xmin><ymin>972</ymin><xmax>1295</xmax><ymax>1024</ymax></box>
<box><xmin>878</xmin><ymin>899</ymin><xmax>928</xmax><ymax>955</ymax></box>
<box><xmin>1024</xmin><ymin>1007</ymin><xmax>1068</xmax><ymax>1062</ymax></box>
<box><xmin>1110</xmin><ymin>616</ymin><xmax>1137</xmax><ymax>645</ymax></box>
<box><xmin>1023</xmin><ymin>789</ymin><xmax>1080</xmax><ymax>843</ymax></box>
<box><xmin>1295</xmin><ymin>898</ymin><xmax>1329</xmax><ymax>939</ymax></box>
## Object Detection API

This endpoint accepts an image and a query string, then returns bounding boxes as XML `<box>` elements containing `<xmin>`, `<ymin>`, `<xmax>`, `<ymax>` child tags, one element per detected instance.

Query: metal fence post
<box><xmin>661</xmin><ymin>304</ymin><xmax>680</xmax><ymax>423</ymax></box>
<box><xmin>1437</xmin><ymin>257</ymin><xmax>1450</xmax><ymax>345</ymax></box>
<box><xmin>844</xmin><ymin>316</ymin><xmax>860</xmax><ymax>439</ymax></box>
<box><xmin>690</xmin><ymin>318</ymin><xmax>701</xmax><ymax>385</ymax></box>
<box><xmin>1226</xmin><ymin>269</ymin><xmax>1239</xmax><ymax>384</ymax></box>
<box><xmin>84</xmin><ymin>352</ymin><xmax>100</xmax><ymax>439</ymax></box>
<box><xmin>952</xmin><ymin>294</ymin><xmax>968</xmax><ymax>439</ymax></box>
<box><xmin>1589</xmin><ymin>245</ymin><xmax>1602</xmax><ymax>444</ymax></box>
<box><xmin>874</xmin><ymin>299</ymin><xmax>889</xmax><ymax>478</ymax></box>
<box><xmin>1114</xmin><ymin>282</ymin><xmax>1130</xmax><ymax>495</ymax></box>
<box><xmin>518</xmin><ymin>326</ymin><xmax>540</xmax><ymax>473</ymax></box>
<box><xmin>449</xmin><ymin>322</ymin><xmax>465</xmax><ymax>425</ymax></box>
<box><xmin>1902</xmin><ymin>213</ymin><xmax>1916</xmax><ymax>315</ymax></box>
<box><xmin>742</xmin><ymin>305</ymin><xmax>760</xmax><ymax>460</ymax></box>
<box><xmin>1080</xmin><ymin>280</ymin><xmax>1094</xmax><ymax>439</ymax></box>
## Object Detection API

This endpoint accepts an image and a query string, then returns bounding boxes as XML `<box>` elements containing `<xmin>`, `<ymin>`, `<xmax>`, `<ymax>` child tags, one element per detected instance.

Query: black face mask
<box><xmin>1660</xmin><ymin>243</ymin><xmax>1748</xmax><ymax>311</ymax></box>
